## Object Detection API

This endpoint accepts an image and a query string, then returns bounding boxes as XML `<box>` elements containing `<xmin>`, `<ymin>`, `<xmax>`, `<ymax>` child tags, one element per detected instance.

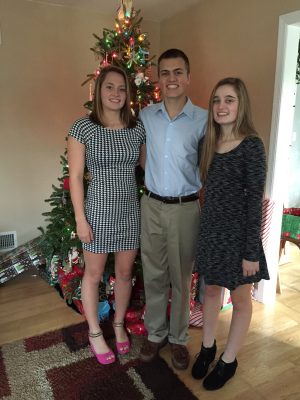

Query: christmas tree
<box><xmin>38</xmin><ymin>0</ymin><xmax>158</xmax><ymax>313</ymax></box>
<box><xmin>38</xmin><ymin>154</ymin><xmax>81</xmax><ymax>266</ymax></box>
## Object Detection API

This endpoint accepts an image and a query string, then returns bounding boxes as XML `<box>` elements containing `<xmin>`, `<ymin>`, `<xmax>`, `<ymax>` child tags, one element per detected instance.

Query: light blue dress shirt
<box><xmin>139</xmin><ymin>98</ymin><xmax>208</xmax><ymax>197</ymax></box>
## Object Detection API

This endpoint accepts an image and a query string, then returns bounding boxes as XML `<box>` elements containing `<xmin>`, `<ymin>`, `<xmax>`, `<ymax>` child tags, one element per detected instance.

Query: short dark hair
<box><xmin>158</xmin><ymin>48</ymin><xmax>190</xmax><ymax>74</ymax></box>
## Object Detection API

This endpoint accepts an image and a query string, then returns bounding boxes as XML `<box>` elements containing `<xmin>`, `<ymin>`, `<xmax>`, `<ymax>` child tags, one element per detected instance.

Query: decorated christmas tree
<box><xmin>38</xmin><ymin>154</ymin><xmax>81</xmax><ymax>267</ymax></box>
<box><xmin>38</xmin><ymin>0</ymin><xmax>159</xmax><ymax>317</ymax></box>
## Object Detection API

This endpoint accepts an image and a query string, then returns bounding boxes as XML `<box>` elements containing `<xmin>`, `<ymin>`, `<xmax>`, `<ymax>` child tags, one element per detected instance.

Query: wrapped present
<box><xmin>281</xmin><ymin>214</ymin><xmax>300</xmax><ymax>239</ymax></box>
<box><xmin>190</xmin><ymin>271</ymin><xmax>199</xmax><ymax>301</ymax></box>
<box><xmin>57</xmin><ymin>265</ymin><xmax>84</xmax><ymax>303</ymax></box>
<box><xmin>37</xmin><ymin>254</ymin><xmax>62</xmax><ymax>286</ymax></box>
<box><xmin>189</xmin><ymin>302</ymin><xmax>203</xmax><ymax>327</ymax></box>
<box><xmin>283</xmin><ymin>207</ymin><xmax>300</xmax><ymax>216</ymax></box>
<box><xmin>0</xmin><ymin>237</ymin><xmax>45</xmax><ymax>284</ymax></box>
<box><xmin>261</xmin><ymin>198</ymin><xmax>275</xmax><ymax>251</ymax></box>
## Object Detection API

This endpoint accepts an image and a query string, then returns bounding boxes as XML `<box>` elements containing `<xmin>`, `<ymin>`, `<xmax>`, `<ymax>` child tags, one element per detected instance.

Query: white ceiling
<box><xmin>26</xmin><ymin>0</ymin><xmax>202</xmax><ymax>22</ymax></box>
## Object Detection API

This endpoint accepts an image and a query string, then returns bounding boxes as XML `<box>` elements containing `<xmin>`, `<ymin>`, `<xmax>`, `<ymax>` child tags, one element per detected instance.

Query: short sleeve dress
<box><xmin>68</xmin><ymin>116</ymin><xmax>146</xmax><ymax>254</ymax></box>
<box><xmin>195</xmin><ymin>136</ymin><xmax>270</xmax><ymax>290</ymax></box>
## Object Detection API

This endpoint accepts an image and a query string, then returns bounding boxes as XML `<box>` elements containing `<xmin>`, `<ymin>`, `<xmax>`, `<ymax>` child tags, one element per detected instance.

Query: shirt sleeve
<box><xmin>68</xmin><ymin>119</ymin><xmax>85</xmax><ymax>144</ymax></box>
<box><xmin>243</xmin><ymin>136</ymin><xmax>266</xmax><ymax>261</ymax></box>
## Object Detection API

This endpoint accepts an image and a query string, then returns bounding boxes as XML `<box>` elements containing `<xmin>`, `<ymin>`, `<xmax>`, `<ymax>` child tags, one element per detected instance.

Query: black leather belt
<box><xmin>144</xmin><ymin>188</ymin><xmax>198</xmax><ymax>204</ymax></box>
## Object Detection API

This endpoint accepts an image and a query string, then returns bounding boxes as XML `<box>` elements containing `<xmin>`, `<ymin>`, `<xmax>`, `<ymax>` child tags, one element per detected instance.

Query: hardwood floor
<box><xmin>0</xmin><ymin>244</ymin><xmax>299</xmax><ymax>399</ymax></box>
<box><xmin>0</xmin><ymin>269</ymin><xmax>84</xmax><ymax>345</ymax></box>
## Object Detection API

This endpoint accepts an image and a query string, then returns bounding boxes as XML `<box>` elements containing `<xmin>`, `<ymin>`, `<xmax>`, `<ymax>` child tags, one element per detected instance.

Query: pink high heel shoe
<box><xmin>113</xmin><ymin>321</ymin><xmax>131</xmax><ymax>355</ymax></box>
<box><xmin>89</xmin><ymin>331</ymin><xmax>115</xmax><ymax>365</ymax></box>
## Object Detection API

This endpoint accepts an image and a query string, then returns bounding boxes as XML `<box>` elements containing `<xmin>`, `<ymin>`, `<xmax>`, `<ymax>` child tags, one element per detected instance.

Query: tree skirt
<box><xmin>0</xmin><ymin>322</ymin><xmax>198</xmax><ymax>400</ymax></box>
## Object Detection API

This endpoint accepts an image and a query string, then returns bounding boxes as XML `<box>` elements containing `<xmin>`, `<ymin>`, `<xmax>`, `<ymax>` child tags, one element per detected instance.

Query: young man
<box><xmin>139</xmin><ymin>48</ymin><xmax>208</xmax><ymax>370</ymax></box>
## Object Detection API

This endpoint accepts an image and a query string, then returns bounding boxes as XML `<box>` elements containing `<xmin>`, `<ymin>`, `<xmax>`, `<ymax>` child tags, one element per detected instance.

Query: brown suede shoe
<box><xmin>170</xmin><ymin>343</ymin><xmax>190</xmax><ymax>370</ymax></box>
<box><xmin>139</xmin><ymin>338</ymin><xmax>168</xmax><ymax>362</ymax></box>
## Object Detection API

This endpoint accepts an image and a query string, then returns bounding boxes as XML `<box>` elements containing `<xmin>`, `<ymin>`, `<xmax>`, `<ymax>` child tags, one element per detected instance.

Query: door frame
<box><xmin>253</xmin><ymin>10</ymin><xmax>300</xmax><ymax>304</ymax></box>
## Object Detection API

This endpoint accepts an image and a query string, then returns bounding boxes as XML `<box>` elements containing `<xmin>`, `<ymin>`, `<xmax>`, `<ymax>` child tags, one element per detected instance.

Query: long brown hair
<box><xmin>90</xmin><ymin>65</ymin><xmax>136</xmax><ymax>128</ymax></box>
<box><xmin>200</xmin><ymin>77</ymin><xmax>259</xmax><ymax>182</ymax></box>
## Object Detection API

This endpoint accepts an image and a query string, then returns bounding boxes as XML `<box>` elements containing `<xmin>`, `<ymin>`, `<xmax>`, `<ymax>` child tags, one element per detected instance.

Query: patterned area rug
<box><xmin>0</xmin><ymin>322</ymin><xmax>198</xmax><ymax>400</ymax></box>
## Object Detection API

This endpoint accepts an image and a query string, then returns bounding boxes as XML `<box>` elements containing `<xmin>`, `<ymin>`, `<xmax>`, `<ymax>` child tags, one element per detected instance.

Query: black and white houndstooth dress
<box><xmin>69</xmin><ymin>116</ymin><xmax>146</xmax><ymax>253</ymax></box>
<box><xmin>195</xmin><ymin>136</ymin><xmax>270</xmax><ymax>291</ymax></box>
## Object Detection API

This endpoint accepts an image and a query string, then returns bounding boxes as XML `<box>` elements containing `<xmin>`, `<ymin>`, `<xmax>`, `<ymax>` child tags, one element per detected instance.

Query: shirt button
<box><xmin>164</xmin><ymin>155</ymin><xmax>168</xmax><ymax>158</ymax></box>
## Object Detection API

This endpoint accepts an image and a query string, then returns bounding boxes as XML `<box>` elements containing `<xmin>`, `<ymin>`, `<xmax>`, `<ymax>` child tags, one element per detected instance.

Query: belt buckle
<box><xmin>165</xmin><ymin>196</ymin><xmax>179</xmax><ymax>204</ymax></box>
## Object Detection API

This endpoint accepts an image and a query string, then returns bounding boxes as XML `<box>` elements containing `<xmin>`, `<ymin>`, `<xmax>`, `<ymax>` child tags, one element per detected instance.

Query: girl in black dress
<box><xmin>192</xmin><ymin>77</ymin><xmax>269</xmax><ymax>390</ymax></box>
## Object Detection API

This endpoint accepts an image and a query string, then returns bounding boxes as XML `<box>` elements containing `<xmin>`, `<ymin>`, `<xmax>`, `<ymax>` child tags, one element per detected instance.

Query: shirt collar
<box><xmin>155</xmin><ymin>97</ymin><xmax>194</xmax><ymax>120</ymax></box>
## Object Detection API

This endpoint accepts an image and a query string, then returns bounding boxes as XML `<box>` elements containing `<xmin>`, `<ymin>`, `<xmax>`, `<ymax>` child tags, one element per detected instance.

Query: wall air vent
<box><xmin>0</xmin><ymin>231</ymin><xmax>17</xmax><ymax>253</ymax></box>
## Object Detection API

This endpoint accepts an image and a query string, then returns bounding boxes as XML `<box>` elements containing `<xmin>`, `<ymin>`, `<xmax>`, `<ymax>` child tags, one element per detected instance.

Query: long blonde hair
<box><xmin>200</xmin><ymin>77</ymin><xmax>259</xmax><ymax>182</ymax></box>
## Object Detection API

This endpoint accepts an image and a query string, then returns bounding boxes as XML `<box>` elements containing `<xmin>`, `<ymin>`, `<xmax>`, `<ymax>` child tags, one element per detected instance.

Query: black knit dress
<box><xmin>195</xmin><ymin>136</ymin><xmax>270</xmax><ymax>291</ymax></box>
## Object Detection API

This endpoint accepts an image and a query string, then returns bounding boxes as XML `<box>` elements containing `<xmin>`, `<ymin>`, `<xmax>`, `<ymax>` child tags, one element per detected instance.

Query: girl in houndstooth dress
<box><xmin>68</xmin><ymin>66</ymin><xmax>146</xmax><ymax>364</ymax></box>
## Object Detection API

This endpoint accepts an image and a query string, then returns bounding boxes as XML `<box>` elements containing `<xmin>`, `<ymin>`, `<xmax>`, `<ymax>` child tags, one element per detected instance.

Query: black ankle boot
<box><xmin>203</xmin><ymin>354</ymin><xmax>238</xmax><ymax>390</ymax></box>
<box><xmin>191</xmin><ymin>340</ymin><xmax>217</xmax><ymax>380</ymax></box>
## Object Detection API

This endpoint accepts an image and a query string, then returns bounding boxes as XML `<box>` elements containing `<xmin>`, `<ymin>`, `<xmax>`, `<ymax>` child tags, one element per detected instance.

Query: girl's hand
<box><xmin>242</xmin><ymin>259</ymin><xmax>259</xmax><ymax>277</ymax></box>
<box><xmin>76</xmin><ymin>219</ymin><xmax>94</xmax><ymax>243</ymax></box>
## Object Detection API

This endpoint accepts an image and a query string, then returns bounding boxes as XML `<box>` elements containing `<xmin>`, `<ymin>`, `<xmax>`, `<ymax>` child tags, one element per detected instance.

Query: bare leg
<box><xmin>222</xmin><ymin>284</ymin><xmax>253</xmax><ymax>363</ymax></box>
<box><xmin>113</xmin><ymin>249</ymin><xmax>137</xmax><ymax>343</ymax></box>
<box><xmin>81</xmin><ymin>250</ymin><xmax>111</xmax><ymax>354</ymax></box>
<box><xmin>202</xmin><ymin>285</ymin><xmax>223</xmax><ymax>348</ymax></box>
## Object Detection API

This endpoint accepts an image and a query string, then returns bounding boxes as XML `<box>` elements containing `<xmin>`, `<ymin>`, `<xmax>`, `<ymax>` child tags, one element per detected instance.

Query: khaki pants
<box><xmin>141</xmin><ymin>194</ymin><xmax>200</xmax><ymax>344</ymax></box>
